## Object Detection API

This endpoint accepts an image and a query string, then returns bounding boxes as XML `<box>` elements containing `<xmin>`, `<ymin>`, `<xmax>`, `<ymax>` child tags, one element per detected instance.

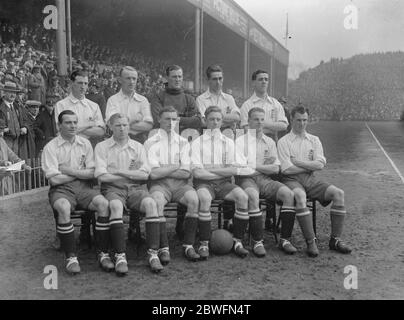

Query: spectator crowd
<box><xmin>288</xmin><ymin>53</ymin><xmax>404</xmax><ymax>120</ymax></box>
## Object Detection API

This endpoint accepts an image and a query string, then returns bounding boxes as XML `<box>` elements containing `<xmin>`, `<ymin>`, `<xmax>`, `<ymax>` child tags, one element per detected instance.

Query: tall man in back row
<box><xmin>240</xmin><ymin>70</ymin><xmax>288</xmax><ymax>142</ymax></box>
<box><xmin>54</xmin><ymin>70</ymin><xmax>105</xmax><ymax>146</ymax></box>
<box><xmin>277</xmin><ymin>105</ymin><xmax>352</xmax><ymax>257</ymax></box>
<box><xmin>150</xmin><ymin>64</ymin><xmax>202</xmax><ymax>133</ymax></box>
<box><xmin>105</xmin><ymin>66</ymin><xmax>153</xmax><ymax>143</ymax></box>
<box><xmin>196</xmin><ymin>65</ymin><xmax>240</xmax><ymax>131</ymax></box>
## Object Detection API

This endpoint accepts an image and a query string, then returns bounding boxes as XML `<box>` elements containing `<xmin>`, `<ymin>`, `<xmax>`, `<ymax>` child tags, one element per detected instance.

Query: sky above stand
<box><xmin>234</xmin><ymin>0</ymin><xmax>404</xmax><ymax>70</ymax></box>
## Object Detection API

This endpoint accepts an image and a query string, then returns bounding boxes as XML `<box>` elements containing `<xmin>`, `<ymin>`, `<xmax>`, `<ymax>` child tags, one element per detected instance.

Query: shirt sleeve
<box><xmin>105</xmin><ymin>97</ymin><xmax>117</xmax><ymax>123</ymax></box>
<box><xmin>84</xmin><ymin>140</ymin><xmax>95</xmax><ymax>170</ymax></box>
<box><xmin>313</xmin><ymin>136</ymin><xmax>327</xmax><ymax>165</ymax></box>
<box><xmin>92</xmin><ymin>103</ymin><xmax>105</xmax><ymax>128</ymax></box>
<box><xmin>94</xmin><ymin>142</ymin><xmax>108</xmax><ymax>178</ymax></box>
<box><xmin>179</xmin><ymin>141</ymin><xmax>191</xmax><ymax>172</ymax></box>
<box><xmin>138</xmin><ymin>145</ymin><xmax>151</xmax><ymax>174</ymax></box>
<box><xmin>277</xmin><ymin>137</ymin><xmax>294</xmax><ymax>173</ymax></box>
<box><xmin>268</xmin><ymin>139</ymin><xmax>281</xmax><ymax>166</ymax></box>
<box><xmin>140</xmin><ymin>98</ymin><xmax>154</xmax><ymax>124</ymax></box>
<box><xmin>145</xmin><ymin>140</ymin><xmax>161</xmax><ymax>169</ymax></box>
<box><xmin>239</xmin><ymin>102</ymin><xmax>249</xmax><ymax>128</ymax></box>
<box><xmin>274</xmin><ymin>99</ymin><xmax>288</xmax><ymax>124</ymax></box>
<box><xmin>196</xmin><ymin>95</ymin><xmax>206</xmax><ymax>119</ymax></box>
<box><xmin>54</xmin><ymin>101</ymin><xmax>62</xmax><ymax>130</ymax></box>
<box><xmin>228</xmin><ymin>96</ymin><xmax>240</xmax><ymax>115</ymax></box>
<box><xmin>41</xmin><ymin>142</ymin><xmax>61</xmax><ymax>179</ymax></box>
<box><xmin>228</xmin><ymin>138</ymin><xmax>247</xmax><ymax>167</ymax></box>
<box><xmin>190</xmin><ymin>139</ymin><xmax>203</xmax><ymax>170</ymax></box>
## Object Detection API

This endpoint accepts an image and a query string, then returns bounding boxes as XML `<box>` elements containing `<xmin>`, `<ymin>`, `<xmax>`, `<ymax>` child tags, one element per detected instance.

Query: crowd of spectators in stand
<box><xmin>0</xmin><ymin>19</ymin><xmax>173</xmax><ymax>168</ymax></box>
<box><xmin>288</xmin><ymin>53</ymin><xmax>404</xmax><ymax>120</ymax></box>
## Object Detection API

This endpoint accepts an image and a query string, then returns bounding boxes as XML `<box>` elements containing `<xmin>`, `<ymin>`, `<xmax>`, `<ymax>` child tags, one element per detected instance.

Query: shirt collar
<box><xmin>251</xmin><ymin>92</ymin><xmax>270</xmax><ymax>103</ymax></box>
<box><xmin>118</xmin><ymin>89</ymin><xmax>142</xmax><ymax>102</ymax></box>
<box><xmin>205</xmin><ymin>89</ymin><xmax>225</xmax><ymax>99</ymax></box>
<box><xmin>107</xmin><ymin>136</ymin><xmax>139</xmax><ymax>151</ymax></box>
<box><xmin>56</xmin><ymin>134</ymin><xmax>85</xmax><ymax>147</ymax></box>
<box><xmin>290</xmin><ymin>130</ymin><xmax>309</xmax><ymax>141</ymax></box>
<box><xmin>152</xmin><ymin>129</ymin><xmax>182</xmax><ymax>143</ymax></box>
<box><xmin>68</xmin><ymin>93</ymin><xmax>87</xmax><ymax>105</ymax></box>
<box><xmin>244</xmin><ymin>131</ymin><xmax>271</xmax><ymax>143</ymax></box>
<box><xmin>202</xmin><ymin>129</ymin><xmax>226</xmax><ymax>141</ymax></box>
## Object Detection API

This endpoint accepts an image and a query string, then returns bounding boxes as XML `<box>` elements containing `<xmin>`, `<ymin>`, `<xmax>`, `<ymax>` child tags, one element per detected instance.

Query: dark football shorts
<box><xmin>236</xmin><ymin>174</ymin><xmax>285</xmax><ymax>202</ymax></box>
<box><xmin>194</xmin><ymin>178</ymin><xmax>239</xmax><ymax>200</ymax></box>
<box><xmin>49</xmin><ymin>180</ymin><xmax>100</xmax><ymax>211</ymax></box>
<box><xmin>281</xmin><ymin>173</ymin><xmax>332</xmax><ymax>206</ymax></box>
<box><xmin>101</xmin><ymin>183</ymin><xmax>153</xmax><ymax>212</ymax></box>
<box><xmin>149</xmin><ymin>178</ymin><xmax>195</xmax><ymax>203</ymax></box>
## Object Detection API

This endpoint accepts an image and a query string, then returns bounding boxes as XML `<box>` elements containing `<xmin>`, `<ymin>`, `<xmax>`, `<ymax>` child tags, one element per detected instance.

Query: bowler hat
<box><xmin>25</xmin><ymin>100</ymin><xmax>41</xmax><ymax>107</ymax></box>
<box><xmin>1</xmin><ymin>81</ymin><xmax>20</xmax><ymax>92</ymax></box>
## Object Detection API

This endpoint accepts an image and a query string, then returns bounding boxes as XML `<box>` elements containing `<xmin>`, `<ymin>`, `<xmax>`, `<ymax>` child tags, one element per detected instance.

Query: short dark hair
<box><xmin>291</xmin><ymin>105</ymin><xmax>310</xmax><ymax>119</ymax></box>
<box><xmin>205</xmin><ymin>106</ymin><xmax>222</xmax><ymax>119</ymax></box>
<box><xmin>165</xmin><ymin>65</ymin><xmax>182</xmax><ymax>77</ymax></box>
<box><xmin>206</xmin><ymin>65</ymin><xmax>223</xmax><ymax>79</ymax></box>
<box><xmin>119</xmin><ymin>66</ymin><xmax>137</xmax><ymax>77</ymax></box>
<box><xmin>108</xmin><ymin>113</ymin><xmax>129</xmax><ymax>126</ymax></box>
<box><xmin>58</xmin><ymin>110</ymin><xmax>77</xmax><ymax>124</ymax></box>
<box><xmin>248</xmin><ymin>107</ymin><xmax>265</xmax><ymax>119</ymax></box>
<box><xmin>70</xmin><ymin>69</ymin><xmax>88</xmax><ymax>82</ymax></box>
<box><xmin>252</xmin><ymin>69</ymin><xmax>269</xmax><ymax>81</ymax></box>
<box><xmin>159</xmin><ymin>106</ymin><xmax>178</xmax><ymax>117</ymax></box>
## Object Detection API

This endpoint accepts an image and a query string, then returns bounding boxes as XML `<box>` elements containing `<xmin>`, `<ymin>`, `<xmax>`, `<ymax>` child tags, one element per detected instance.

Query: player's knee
<box><xmin>197</xmin><ymin>190</ymin><xmax>212</xmax><ymax>209</ymax></box>
<box><xmin>93</xmin><ymin>196</ymin><xmax>109</xmax><ymax>215</ymax></box>
<box><xmin>235</xmin><ymin>189</ymin><xmax>248</xmax><ymax>206</ymax></box>
<box><xmin>333</xmin><ymin>188</ymin><xmax>344</xmax><ymax>202</ymax></box>
<box><xmin>245</xmin><ymin>188</ymin><xmax>259</xmax><ymax>206</ymax></box>
<box><xmin>278</xmin><ymin>187</ymin><xmax>294</xmax><ymax>205</ymax></box>
<box><xmin>142</xmin><ymin>197</ymin><xmax>158</xmax><ymax>217</ymax></box>
<box><xmin>152</xmin><ymin>192</ymin><xmax>166</xmax><ymax>205</ymax></box>
<box><xmin>109</xmin><ymin>200</ymin><xmax>123</xmax><ymax>217</ymax></box>
<box><xmin>185</xmin><ymin>192</ymin><xmax>199</xmax><ymax>211</ymax></box>
<box><xmin>294</xmin><ymin>189</ymin><xmax>306</xmax><ymax>206</ymax></box>
<box><xmin>53</xmin><ymin>199</ymin><xmax>71</xmax><ymax>222</ymax></box>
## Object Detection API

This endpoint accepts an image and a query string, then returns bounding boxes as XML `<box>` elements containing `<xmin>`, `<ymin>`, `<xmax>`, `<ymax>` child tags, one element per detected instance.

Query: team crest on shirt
<box><xmin>129</xmin><ymin>159</ymin><xmax>140</xmax><ymax>170</ymax></box>
<box><xmin>226</xmin><ymin>106</ymin><xmax>231</xmax><ymax>114</ymax></box>
<box><xmin>308</xmin><ymin>149</ymin><xmax>314</xmax><ymax>160</ymax></box>
<box><xmin>78</xmin><ymin>154</ymin><xmax>86</xmax><ymax>169</ymax></box>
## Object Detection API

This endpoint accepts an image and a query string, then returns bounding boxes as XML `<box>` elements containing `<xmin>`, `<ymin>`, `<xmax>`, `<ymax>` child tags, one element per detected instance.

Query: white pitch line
<box><xmin>365</xmin><ymin>122</ymin><xmax>404</xmax><ymax>184</ymax></box>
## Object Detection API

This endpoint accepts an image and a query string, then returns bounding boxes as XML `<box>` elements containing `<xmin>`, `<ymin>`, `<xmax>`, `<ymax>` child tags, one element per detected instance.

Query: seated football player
<box><xmin>235</xmin><ymin>107</ymin><xmax>298</xmax><ymax>255</ymax></box>
<box><xmin>278</xmin><ymin>105</ymin><xmax>352</xmax><ymax>257</ymax></box>
<box><xmin>41</xmin><ymin>110</ymin><xmax>109</xmax><ymax>275</ymax></box>
<box><xmin>190</xmin><ymin>106</ymin><xmax>255</xmax><ymax>259</ymax></box>
<box><xmin>94</xmin><ymin>112</ymin><xmax>163</xmax><ymax>274</ymax></box>
<box><xmin>144</xmin><ymin>106</ymin><xmax>201</xmax><ymax>262</ymax></box>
